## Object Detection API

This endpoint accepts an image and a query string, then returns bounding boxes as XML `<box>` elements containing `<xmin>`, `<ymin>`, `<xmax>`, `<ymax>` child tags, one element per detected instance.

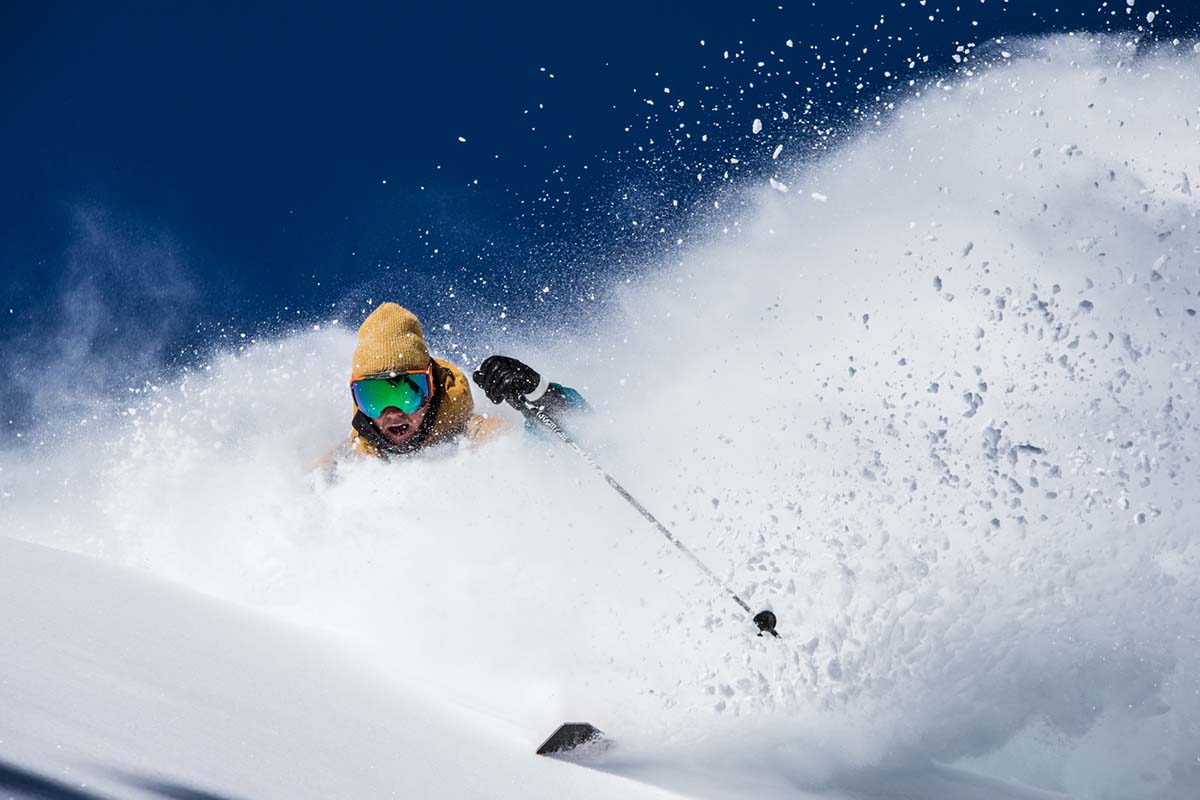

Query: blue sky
<box><xmin>2</xmin><ymin>0</ymin><xmax>1196</xmax><ymax>434</ymax></box>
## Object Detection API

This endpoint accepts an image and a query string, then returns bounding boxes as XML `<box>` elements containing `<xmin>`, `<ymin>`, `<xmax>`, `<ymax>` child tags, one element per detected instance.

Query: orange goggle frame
<box><xmin>349</xmin><ymin>364</ymin><xmax>434</xmax><ymax>418</ymax></box>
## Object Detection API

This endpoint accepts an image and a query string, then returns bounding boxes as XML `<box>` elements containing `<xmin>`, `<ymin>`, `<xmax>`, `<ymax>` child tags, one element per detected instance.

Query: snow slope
<box><xmin>0</xmin><ymin>534</ymin><xmax>685</xmax><ymax>800</ymax></box>
<box><xmin>3</xmin><ymin>35</ymin><xmax>1200</xmax><ymax>800</ymax></box>
<box><xmin>0</xmin><ymin>535</ymin><xmax>1070</xmax><ymax>800</ymax></box>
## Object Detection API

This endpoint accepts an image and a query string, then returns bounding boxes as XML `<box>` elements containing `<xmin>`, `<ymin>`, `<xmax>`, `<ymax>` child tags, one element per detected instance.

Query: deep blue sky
<box><xmin>2</xmin><ymin>1</ymin><xmax>1197</xmax><ymax>434</ymax></box>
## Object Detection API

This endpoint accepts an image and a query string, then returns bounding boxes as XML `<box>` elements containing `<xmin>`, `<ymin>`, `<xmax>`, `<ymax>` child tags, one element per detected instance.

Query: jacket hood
<box><xmin>351</xmin><ymin>302</ymin><xmax>432</xmax><ymax>378</ymax></box>
<box><xmin>348</xmin><ymin>302</ymin><xmax>475</xmax><ymax>456</ymax></box>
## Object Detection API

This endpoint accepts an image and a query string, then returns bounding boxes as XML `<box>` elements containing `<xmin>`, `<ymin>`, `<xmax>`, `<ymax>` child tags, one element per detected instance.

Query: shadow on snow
<box><xmin>0</xmin><ymin>759</ymin><xmax>251</xmax><ymax>800</ymax></box>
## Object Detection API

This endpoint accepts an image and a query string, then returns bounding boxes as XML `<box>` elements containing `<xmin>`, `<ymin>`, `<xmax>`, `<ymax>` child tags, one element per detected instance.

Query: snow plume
<box><xmin>0</xmin><ymin>205</ymin><xmax>198</xmax><ymax>440</ymax></box>
<box><xmin>2</xmin><ymin>36</ymin><xmax>1200</xmax><ymax>799</ymax></box>
<box><xmin>573</xmin><ymin>36</ymin><xmax>1200</xmax><ymax>796</ymax></box>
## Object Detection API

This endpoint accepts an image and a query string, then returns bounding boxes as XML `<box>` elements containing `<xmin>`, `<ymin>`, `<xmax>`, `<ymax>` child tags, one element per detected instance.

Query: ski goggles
<box><xmin>350</xmin><ymin>365</ymin><xmax>434</xmax><ymax>417</ymax></box>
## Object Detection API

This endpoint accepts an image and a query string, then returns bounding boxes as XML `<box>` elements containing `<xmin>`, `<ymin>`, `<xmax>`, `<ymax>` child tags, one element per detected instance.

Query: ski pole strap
<box><xmin>519</xmin><ymin>400</ymin><xmax>779</xmax><ymax>637</ymax></box>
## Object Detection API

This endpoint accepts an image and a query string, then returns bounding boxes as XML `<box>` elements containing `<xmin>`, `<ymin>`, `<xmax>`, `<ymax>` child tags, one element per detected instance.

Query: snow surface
<box><xmin>0</xmin><ymin>534</ymin><xmax>1068</xmax><ymax>799</ymax></box>
<box><xmin>3</xmin><ymin>36</ymin><xmax>1200</xmax><ymax>799</ymax></box>
<box><xmin>0</xmin><ymin>535</ymin><xmax>684</xmax><ymax>799</ymax></box>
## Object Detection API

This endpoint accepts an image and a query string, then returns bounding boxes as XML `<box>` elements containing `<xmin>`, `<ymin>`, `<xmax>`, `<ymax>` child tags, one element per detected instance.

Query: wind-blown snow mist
<box><xmin>2</xmin><ymin>36</ymin><xmax>1198</xmax><ymax>799</ymax></box>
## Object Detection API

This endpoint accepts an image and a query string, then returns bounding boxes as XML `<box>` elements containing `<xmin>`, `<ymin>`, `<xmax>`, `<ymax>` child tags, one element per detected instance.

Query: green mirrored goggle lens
<box><xmin>351</xmin><ymin>374</ymin><xmax>432</xmax><ymax>417</ymax></box>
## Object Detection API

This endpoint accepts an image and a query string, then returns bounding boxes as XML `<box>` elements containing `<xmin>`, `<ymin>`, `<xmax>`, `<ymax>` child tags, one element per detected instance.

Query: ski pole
<box><xmin>514</xmin><ymin>398</ymin><xmax>779</xmax><ymax>638</ymax></box>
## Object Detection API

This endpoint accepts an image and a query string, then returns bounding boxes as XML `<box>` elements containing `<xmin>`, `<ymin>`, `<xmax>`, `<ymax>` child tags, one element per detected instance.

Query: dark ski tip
<box><xmin>536</xmin><ymin>722</ymin><xmax>609</xmax><ymax>757</ymax></box>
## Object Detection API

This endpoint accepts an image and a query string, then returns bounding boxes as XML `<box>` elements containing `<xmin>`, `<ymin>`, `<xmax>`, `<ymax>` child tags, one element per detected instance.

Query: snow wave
<box><xmin>3</xmin><ymin>35</ymin><xmax>1200</xmax><ymax>799</ymax></box>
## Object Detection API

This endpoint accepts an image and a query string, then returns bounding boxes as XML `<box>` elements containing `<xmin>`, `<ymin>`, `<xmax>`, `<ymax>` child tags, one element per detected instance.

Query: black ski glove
<box><xmin>473</xmin><ymin>355</ymin><xmax>540</xmax><ymax>407</ymax></box>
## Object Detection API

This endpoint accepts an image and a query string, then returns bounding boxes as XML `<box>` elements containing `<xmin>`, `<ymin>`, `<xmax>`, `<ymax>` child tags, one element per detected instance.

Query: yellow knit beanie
<box><xmin>351</xmin><ymin>303</ymin><xmax>432</xmax><ymax>378</ymax></box>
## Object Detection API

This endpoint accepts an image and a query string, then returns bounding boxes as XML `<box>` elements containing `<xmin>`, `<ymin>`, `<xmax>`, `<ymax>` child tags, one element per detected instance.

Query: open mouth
<box><xmin>386</xmin><ymin>423</ymin><xmax>411</xmax><ymax>437</ymax></box>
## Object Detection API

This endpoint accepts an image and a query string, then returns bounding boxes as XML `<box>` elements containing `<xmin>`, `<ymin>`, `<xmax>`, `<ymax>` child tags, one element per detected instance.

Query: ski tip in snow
<box><xmin>536</xmin><ymin>722</ymin><xmax>609</xmax><ymax>757</ymax></box>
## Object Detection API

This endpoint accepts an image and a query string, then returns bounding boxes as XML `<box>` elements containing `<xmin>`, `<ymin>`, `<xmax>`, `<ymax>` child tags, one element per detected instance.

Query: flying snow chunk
<box><xmin>458</xmin><ymin>136</ymin><xmax>467</xmax><ymax>143</ymax></box>
<box><xmin>786</xmin><ymin>39</ymin><xmax>794</xmax><ymax>48</ymax></box>
<box><xmin>769</xmin><ymin>178</ymin><xmax>789</xmax><ymax>193</ymax></box>
<box><xmin>811</xmin><ymin>192</ymin><xmax>829</xmax><ymax>202</ymax></box>
<box><xmin>752</xmin><ymin>119</ymin><xmax>763</xmax><ymax>134</ymax></box>
<box><xmin>1147</xmin><ymin>11</ymin><xmax>1156</xmax><ymax>23</ymax></box>
<box><xmin>772</xmin><ymin>144</ymin><xmax>783</xmax><ymax>160</ymax></box>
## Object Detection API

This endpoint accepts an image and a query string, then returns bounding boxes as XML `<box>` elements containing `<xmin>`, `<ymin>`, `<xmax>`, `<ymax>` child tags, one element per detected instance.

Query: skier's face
<box><xmin>374</xmin><ymin>403</ymin><xmax>430</xmax><ymax>448</ymax></box>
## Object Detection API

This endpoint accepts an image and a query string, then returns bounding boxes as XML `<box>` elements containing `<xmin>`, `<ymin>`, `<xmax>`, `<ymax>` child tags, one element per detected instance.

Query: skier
<box><xmin>342</xmin><ymin>302</ymin><xmax>586</xmax><ymax>458</ymax></box>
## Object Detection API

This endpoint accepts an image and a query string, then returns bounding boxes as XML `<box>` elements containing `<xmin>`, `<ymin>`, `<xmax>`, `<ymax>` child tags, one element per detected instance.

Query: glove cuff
<box><xmin>525</xmin><ymin>374</ymin><xmax>551</xmax><ymax>402</ymax></box>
